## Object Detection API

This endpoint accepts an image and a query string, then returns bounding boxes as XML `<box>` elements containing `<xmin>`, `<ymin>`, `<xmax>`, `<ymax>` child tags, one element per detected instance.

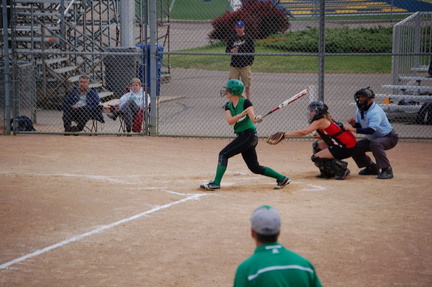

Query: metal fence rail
<box><xmin>1</xmin><ymin>1</ymin><xmax>432</xmax><ymax>139</ymax></box>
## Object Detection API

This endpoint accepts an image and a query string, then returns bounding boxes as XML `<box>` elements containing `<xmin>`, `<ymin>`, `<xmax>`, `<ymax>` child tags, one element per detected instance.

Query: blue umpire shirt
<box><xmin>355</xmin><ymin>102</ymin><xmax>393</xmax><ymax>141</ymax></box>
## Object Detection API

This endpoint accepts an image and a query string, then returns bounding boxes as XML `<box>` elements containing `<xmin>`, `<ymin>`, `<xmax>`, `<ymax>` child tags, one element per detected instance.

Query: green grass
<box><xmin>168</xmin><ymin>0</ymin><xmax>408</xmax><ymax>21</ymax></box>
<box><xmin>167</xmin><ymin>2</ymin><xmax>394</xmax><ymax>73</ymax></box>
<box><xmin>170</xmin><ymin>0</ymin><xmax>230</xmax><ymax>21</ymax></box>
<box><xmin>170</xmin><ymin>44</ymin><xmax>391</xmax><ymax>74</ymax></box>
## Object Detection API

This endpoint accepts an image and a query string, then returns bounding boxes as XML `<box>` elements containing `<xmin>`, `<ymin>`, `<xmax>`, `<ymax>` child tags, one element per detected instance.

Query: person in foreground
<box><xmin>62</xmin><ymin>75</ymin><xmax>102</xmax><ymax>133</ymax></box>
<box><xmin>233</xmin><ymin>205</ymin><xmax>322</xmax><ymax>287</ymax></box>
<box><xmin>269</xmin><ymin>101</ymin><xmax>356</xmax><ymax>180</ymax></box>
<box><xmin>344</xmin><ymin>87</ymin><xmax>398</xmax><ymax>179</ymax></box>
<box><xmin>200</xmin><ymin>79</ymin><xmax>290</xmax><ymax>191</ymax></box>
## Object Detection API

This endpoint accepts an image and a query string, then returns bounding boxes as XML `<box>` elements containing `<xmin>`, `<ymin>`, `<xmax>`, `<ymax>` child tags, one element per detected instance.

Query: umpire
<box><xmin>344</xmin><ymin>87</ymin><xmax>399</xmax><ymax>179</ymax></box>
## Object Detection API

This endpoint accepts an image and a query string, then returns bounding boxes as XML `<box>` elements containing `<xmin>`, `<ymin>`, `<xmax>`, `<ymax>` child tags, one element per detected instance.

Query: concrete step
<box><xmin>37</xmin><ymin>57</ymin><xmax>68</xmax><ymax>65</ymax></box>
<box><xmin>89</xmin><ymin>82</ymin><xmax>102</xmax><ymax>89</ymax></box>
<box><xmin>14</xmin><ymin>36</ymin><xmax>57</xmax><ymax>42</ymax></box>
<box><xmin>15</xmin><ymin>11</ymin><xmax>69</xmax><ymax>17</ymax></box>
<box><xmin>8</xmin><ymin>25</ymin><xmax>41</xmax><ymax>32</ymax></box>
<box><xmin>53</xmin><ymin>66</ymin><xmax>77</xmax><ymax>74</ymax></box>
<box><xmin>68</xmin><ymin>75</ymin><xmax>82</xmax><ymax>82</ymax></box>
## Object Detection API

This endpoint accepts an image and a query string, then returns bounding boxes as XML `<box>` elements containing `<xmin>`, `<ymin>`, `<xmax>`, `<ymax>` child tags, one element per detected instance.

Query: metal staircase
<box><xmin>2</xmin><ymin>0</ymin><xmax>171</xmax><ymax>112</ymax></box>
<box><xmin>5</xmin><ymin>0</ymin><xmax>121</xmax><ymax>110</ymax></box>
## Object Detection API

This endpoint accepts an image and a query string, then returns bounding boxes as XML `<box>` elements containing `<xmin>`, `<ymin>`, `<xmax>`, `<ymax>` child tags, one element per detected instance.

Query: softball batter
<box><xmin>200</xmin><ymin>79</ymin><xmax>290</xmax><ymax>191</ymax></box>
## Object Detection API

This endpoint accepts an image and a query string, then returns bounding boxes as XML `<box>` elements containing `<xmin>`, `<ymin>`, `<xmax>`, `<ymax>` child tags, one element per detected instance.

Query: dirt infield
<box><xmin>1</xmin><ymin>135</ymin><xmax>431</xmax><ymax>286</ymax></box>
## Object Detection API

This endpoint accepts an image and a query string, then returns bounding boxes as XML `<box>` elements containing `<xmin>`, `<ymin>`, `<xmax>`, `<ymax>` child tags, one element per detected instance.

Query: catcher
<box><xmin>267</xmin><ymin>101</ymin><xmax>357</xmax><ymax>180</ymax></box>
<box><xmin>200</xmin><ymin>79</ymin><xmax>290</xmax><ymax>191</ymax></box>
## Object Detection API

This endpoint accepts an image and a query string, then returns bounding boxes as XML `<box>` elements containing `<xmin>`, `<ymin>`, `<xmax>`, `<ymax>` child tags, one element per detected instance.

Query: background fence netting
<box><xmin>1</xmin><ymin>0</ymin><xmax>432</xmax><ymax>139</ymax></box>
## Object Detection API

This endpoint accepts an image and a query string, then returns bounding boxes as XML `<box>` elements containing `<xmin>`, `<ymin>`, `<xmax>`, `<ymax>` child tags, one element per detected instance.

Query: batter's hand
<box><xmin>255</xmin><ymin>115</ymin><xmax>263</xmax><ymax>123</ymax></box>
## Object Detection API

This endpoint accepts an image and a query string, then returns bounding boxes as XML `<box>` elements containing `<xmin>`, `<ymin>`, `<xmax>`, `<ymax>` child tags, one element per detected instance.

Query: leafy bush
<box><xmin>260</xmin><ymin>26</ymin><xmax>393</xmax><ymax>53</ymax></box>
<box><xmin>209</xmin><ymin>1</ymin><xmax>290</xmax><ymax>42</ymax></box>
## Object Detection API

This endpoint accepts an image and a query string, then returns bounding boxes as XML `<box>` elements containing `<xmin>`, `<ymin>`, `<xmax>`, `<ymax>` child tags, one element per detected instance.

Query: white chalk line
<box><xmin>301</xmin><ymin>184</ymin><xmax>327</xmax><ymax>192</ymax></box>
<box><xmin>0</xmin><ymin>192</ymin><xmax>209</xmax><ymax>270</ymax></box>
<box><xmin>0</xmin><ymin>171</ymin><xmax>141</xmax><ymax>185</ymax></box>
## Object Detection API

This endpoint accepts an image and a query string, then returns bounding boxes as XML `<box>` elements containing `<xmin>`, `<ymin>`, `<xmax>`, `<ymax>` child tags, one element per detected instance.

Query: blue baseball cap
<box><xmin>235</xmin><ymin>20</ymin><xmax>245</xmax><ymax>28</ymax></box>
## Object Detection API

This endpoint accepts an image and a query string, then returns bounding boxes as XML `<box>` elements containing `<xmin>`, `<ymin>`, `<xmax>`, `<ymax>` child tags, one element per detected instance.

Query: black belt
<box><xmin>385</xmin><ymin>130</ymin><xmax>396</xmax><ymax>137</ymax></box>
<box><xmin>236</xmin><ymin>129</ymin><xmax>256</xmax><ymax>136</ymax></box>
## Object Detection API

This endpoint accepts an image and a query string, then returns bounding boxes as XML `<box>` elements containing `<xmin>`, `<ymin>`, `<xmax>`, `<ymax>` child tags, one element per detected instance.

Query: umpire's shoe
<box><xmin>274</xmin><ymin>176</ymin><xmax>291</xmax><ymax>190</ymax></box>
<box><xmin>359</xmin><ymin>163</ymin><xmax>379</xmax><ymax>175</ymax></box>
<box><xmin>377</xmin><ymin>167</ymin><xmax>394</xmax><ymax>179</ymax></box>
<box><xmin>200</xmin><ymin>181</ymin><xmax>220</xmax><ymax>191</ymax></box>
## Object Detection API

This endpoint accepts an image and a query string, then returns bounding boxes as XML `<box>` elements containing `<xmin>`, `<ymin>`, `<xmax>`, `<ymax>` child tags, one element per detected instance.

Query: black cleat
<box><xmin>335</xmin><ymin>168</ymin><xmax>350</xmax><ymax>180</ymax></box>
<box><xmin>359</xmin><ymin>163</ymin><xmax>379</xmax><ymax>175</ymax></box>
<box><xmin>377</xmin><ymin>167</ymin><xmax>394</xmax><ymax>179</ymax></box>
<box><xmin>200</xmin><ymin>181</ymin><xmax>220</xmax><ymax>191</ymax></box>
<box><xmin>274</xmin><ymin>176</ymin><xmax>291</xmax><ymax>189</ymax></box>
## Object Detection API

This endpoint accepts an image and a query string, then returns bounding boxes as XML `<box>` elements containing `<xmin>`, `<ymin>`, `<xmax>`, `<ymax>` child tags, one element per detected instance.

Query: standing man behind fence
<box><xmin>226</xmin><ymin>20</ymin><xmax>255</xmax><ymax>100</ymax></box>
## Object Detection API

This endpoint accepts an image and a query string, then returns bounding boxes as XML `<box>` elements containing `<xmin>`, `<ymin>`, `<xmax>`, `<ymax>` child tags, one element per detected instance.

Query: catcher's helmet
<box><xmin>354</xmin><ymin>87</ymin><xmax>375</xmax><ymax>109</ymax></box>
<box><xmin>224</xmin><ymin>79</ymin><xmax>244</xmax><ymax>95</ymax></box>
<box><xmin>308</xmin><ymin>101</ymin><xmax>328</xmax><ymax>114</ymax></box>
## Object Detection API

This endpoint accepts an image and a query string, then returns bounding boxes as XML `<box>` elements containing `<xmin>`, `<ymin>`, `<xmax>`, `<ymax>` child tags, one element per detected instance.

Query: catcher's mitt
<box><xmin>267</xmin><ymin>132</ymin><xmax>285</xmax><ymax>145</ymax></box>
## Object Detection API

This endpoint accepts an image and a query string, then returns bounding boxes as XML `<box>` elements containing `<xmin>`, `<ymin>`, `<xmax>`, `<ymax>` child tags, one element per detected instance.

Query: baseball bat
<box><xmin>261</xmin><ymin>89</ymin><xmax>309</xmax><ymax>119</ymax></box>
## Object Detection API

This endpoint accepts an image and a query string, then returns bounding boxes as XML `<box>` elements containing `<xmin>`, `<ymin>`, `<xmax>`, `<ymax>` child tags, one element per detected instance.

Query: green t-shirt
<box><xmin>226</xmin><ymin>97</ymin><xmax>256</xmax><ymax>134</ymax></box>
<box><xmin>233</xmin><ymin>243</ymin><xmax>322</xmax><ymax>287</ymax></box>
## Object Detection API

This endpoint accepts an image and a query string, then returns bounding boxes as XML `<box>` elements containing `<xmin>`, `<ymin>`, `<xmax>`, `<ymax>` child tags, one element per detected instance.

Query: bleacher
<box><xmin>372</xmin><ymin>12</ymin><xmax>432</xmax><ymax>123</ymax></box>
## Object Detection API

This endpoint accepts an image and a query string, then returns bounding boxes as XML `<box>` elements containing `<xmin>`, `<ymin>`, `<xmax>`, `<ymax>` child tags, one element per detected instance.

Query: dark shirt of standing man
<box><xmin>226</xmin><ymin>20</ymin><xmax>255</xmax><ymax>100</ymax></box>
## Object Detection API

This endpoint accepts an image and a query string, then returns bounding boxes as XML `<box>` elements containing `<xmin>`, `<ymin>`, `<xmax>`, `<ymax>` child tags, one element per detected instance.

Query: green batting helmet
<box><xmin>224</xmin><ymin>79</ymin><xmax>244</xmax><ymax>95</ymax></box>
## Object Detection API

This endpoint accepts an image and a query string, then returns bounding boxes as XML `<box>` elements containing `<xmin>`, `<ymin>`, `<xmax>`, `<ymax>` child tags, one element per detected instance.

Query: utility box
<box><xmin>104</xmin><ymin>47</ymin><xmax>140</xmax><ymax>98</ymax></box>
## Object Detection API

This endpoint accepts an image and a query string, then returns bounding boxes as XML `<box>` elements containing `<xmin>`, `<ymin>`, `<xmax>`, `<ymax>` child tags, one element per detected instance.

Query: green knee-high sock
<box><xmin>263</xmin><ymin>167</ymin><xmax>285</xmax><ymax>181</ymax></box>
<box><xmin>213</xmin><ymin>165</ymin><xmax>227</xmax><ymax>185</ymax></box>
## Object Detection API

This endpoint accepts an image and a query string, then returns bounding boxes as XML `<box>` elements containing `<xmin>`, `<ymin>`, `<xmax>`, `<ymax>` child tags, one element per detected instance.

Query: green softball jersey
<box><xmin>227</xmin><ymin>97</ymin><xmax>256</xmax><ymax>134</ymax></box>
<box><xmin>233</xmin><ymin>243</ymin><xmax>322</xmax><ymax>287</ymax></box>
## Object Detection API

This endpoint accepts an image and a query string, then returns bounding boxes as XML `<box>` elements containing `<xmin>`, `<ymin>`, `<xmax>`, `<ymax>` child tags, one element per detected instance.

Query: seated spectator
<box><xmin>107</xmin><ymin>78</ymin><xmax>150</xmax><ymax>132</ymax></box>
<box><xmin>62</xmin><ymin>75</ymin><xmax>103</xmax><ymax>133</ymax></box>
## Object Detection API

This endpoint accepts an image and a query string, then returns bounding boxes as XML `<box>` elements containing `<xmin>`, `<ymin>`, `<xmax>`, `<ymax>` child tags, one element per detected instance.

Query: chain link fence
<box><xmin>1</xmin><ymin>0</ymin><xmax>432</xmax><ymax>139</ymax></box>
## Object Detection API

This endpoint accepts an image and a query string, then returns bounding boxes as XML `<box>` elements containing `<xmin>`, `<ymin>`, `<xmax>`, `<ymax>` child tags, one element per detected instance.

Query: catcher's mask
<box><xmin>354</xmin><ymin>87</ymin><xmax>375</xmax><ymax>110</ymax></box>
<box><xmin>223</xmin><ymin>79</ymin><xmax>244</xmax><ymax>96</ymax></box>
<box><xmin>308</xmin><ymin>101</ymin><xmax>328</xmax><ymax>123</ymax></box>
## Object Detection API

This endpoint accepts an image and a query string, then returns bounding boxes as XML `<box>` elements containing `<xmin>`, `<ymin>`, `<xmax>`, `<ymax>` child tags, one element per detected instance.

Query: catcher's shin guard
<box><xmin>312</xmin><ymin>140</ymin><xmax>321</xmax><ymax>155</ymax></box>
<box><xmin>331</xmin><ymin>159</ymin><xmax>349</xmax><ymax>180</ymax></box>
<box><xmin>311</xmin><ymin>156</ymin><xmax>335</xmax><ymax>178</ymax></box>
